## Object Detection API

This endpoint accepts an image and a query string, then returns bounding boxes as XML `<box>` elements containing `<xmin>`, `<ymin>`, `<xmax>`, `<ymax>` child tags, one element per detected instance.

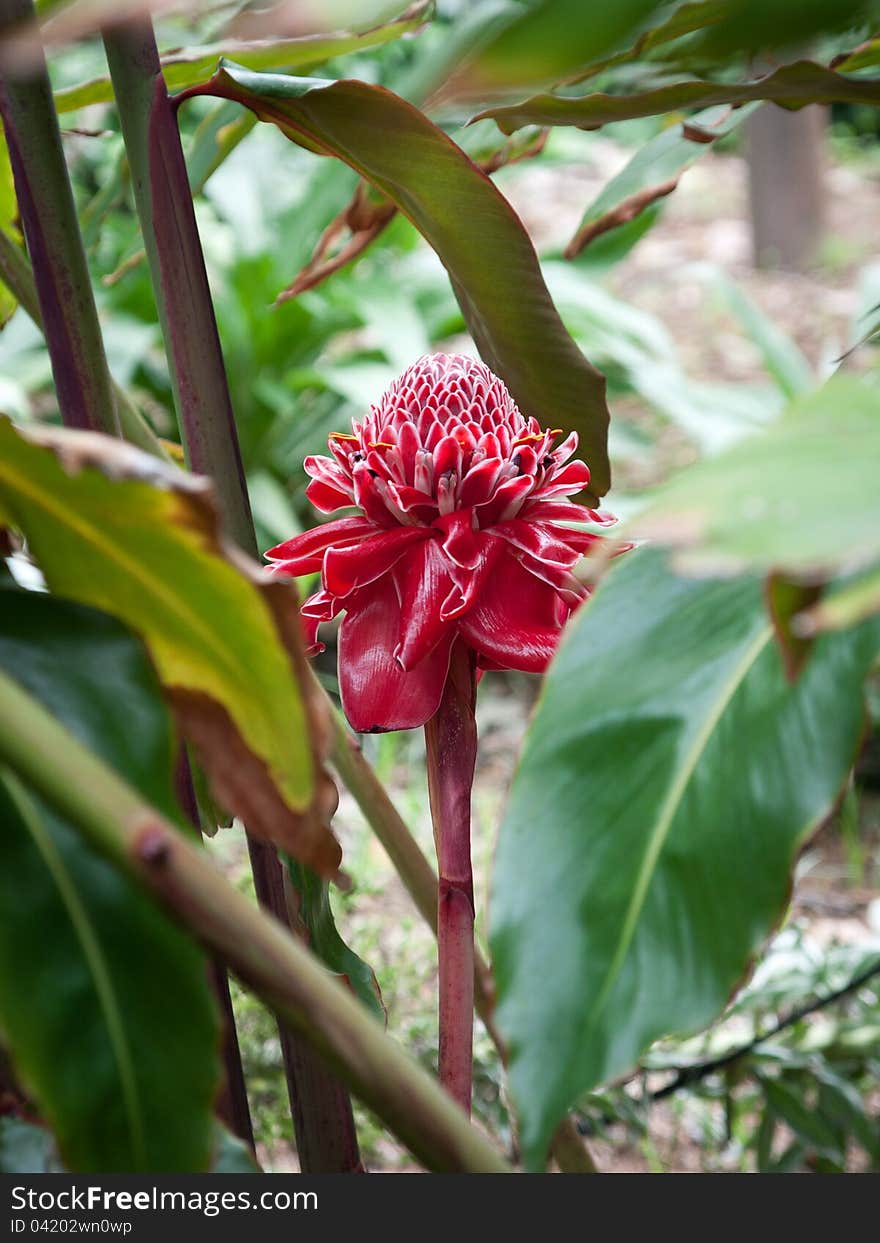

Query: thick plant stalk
<box><xmin>102</xmin><ymin>19</ymin><xmax>254</xmax><ymax>550</ymax></box>
<box><xmin>424</xmin><ymin>643</ymin><xmax>478</xmax><ymax>1113</ymax></box>
<box><xmin>174</xmin><ymin>754</ymin><xmax>255</xmax><ymax>1153</ymax></box>
<box><xmin>101</xmin><ymin>17</ymin><xmax>361</xmax><ymax>1171</ymax></box>
<box><xmin>248</xmin><ymin>839</ymin><xmax>364</xmax><ymax>1173</ymax></box>
<box><xmin>0</xmin><ymin>0</ymin><xmax>119</xmax><ymax>437</ymax></box>
<box><xmin>0</xmin><ymin>668</ymin><xmax>509</xmax><ymax>1174</ymax></box>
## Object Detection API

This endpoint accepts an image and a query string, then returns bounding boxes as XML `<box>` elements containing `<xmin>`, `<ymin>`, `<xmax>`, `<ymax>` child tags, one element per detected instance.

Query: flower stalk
<box><xmin>424</xmin><ymin>643</ymin><xmax>478</xmax><ymax>1113</ymax></box>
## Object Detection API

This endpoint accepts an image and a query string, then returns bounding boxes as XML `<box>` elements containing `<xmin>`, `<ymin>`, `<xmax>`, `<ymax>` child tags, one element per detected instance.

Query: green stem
<box><xmin>102</xmin><ymin>19</ymin><xmax>255</xmax><ymax>552</ymax></box>
<box><xmin>0</xmin><ymin>0</ymin><xmax>118</xmax><ymax>436</ymax></box>
<box><xmin>0</xmin><ymin>229</ymin><xmax>166</xmax><ymax>458</ymax></box>
<box><xmin>0</xmin><ymin>668</ymin><xmax>509</xmax><ymax>1174</ymax></box>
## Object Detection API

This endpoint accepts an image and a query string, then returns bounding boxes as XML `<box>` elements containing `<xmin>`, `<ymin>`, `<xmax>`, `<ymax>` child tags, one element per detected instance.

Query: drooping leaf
<box><xmin>491</xmin><ymin>546</ymin><xmax>879</xmax><ymax>1167</ymax></box>
<box><xmin>285</xmin><ymin>856</ymin><xmax>384</xmax><ymax>1022</ymax></box>
<box><xmin>181</xmin><ymin>61</ymin><xmax>611</xmax><ymax>501</ymax></box>
<box><xmin>631</xmin><ymin>377</ymin><xmax>880</xmax><ymax>582</ymax></box>
<box><xmin>565</xmin><ymin>103</ymin><xmax>759</xmax><ymax>259</ymax></box>
<box><xmin>476</xmin><ymin>61</ymin><xmax>880</xmax><ymax>134</ymax></box>
<box><xmin>52</xmin><ymin>1</ymin><xmax>433</xmax><ymax>112</ymax></box>
<box><xmin>0</xmin><ymin>419</ymin><xmax>339</xmax><ymax>874</ymax></box>
<box><xmin>0</xmin><ymin>590</ymin><xmax>220</xmax><ymax>1172</ymax></box>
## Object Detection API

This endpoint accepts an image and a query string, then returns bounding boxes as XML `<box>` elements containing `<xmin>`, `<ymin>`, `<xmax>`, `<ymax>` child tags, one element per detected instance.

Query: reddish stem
<box><xmin>424</xmin><ymin>643</ymin><xmax>477</xmax><ymax>1114</ymax></box>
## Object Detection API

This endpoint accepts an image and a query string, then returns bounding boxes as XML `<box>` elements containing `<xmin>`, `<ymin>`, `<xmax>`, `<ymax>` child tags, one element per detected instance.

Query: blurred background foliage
<box><xmin>2</xmin><ymin>0</ymin><xmax>879</xmax><ymax>1171</ymax></box>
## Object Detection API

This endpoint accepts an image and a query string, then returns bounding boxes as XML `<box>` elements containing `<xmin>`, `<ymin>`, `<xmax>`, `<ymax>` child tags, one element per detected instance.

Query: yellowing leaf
<box><xmin>0</xmin><ymin>419</ymin><xmax>340</xmax><ymax>875</ymax></box>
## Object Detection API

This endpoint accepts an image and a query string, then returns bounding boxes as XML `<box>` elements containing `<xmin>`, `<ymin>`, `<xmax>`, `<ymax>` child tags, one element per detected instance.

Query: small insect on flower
<box><xmin>266</xmin><ymin>353</ymin><xmax>621</xmax><ymax>733</ymax></box>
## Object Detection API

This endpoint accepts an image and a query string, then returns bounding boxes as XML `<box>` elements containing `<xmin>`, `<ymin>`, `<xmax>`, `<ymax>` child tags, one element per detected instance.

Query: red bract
<box><xmin>266</xmin><ymin>354</ymin><xmax>620</xmax><ymax>733</ymax></box>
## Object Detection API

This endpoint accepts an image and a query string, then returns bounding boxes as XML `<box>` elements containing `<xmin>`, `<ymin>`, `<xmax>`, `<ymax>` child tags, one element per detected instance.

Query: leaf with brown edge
<box><xmin>475</xmin><ymin>61</ymin><xmax>880</xmax><ymax>135</ymax></box>
<box><xmin>0</xmin><ymin>417</ymin><xmax>341</xmax><ymax>877</ymax></box>
<box><xmin>178</xmin><ymin>61</ymin><xmax>611</xmax><ymax>503</ymax></box>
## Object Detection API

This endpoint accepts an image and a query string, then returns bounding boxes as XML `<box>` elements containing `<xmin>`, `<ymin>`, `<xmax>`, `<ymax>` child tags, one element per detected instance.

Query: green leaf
<box><xmin>183</xmin><ymin>61</ymin><xmax>611</xmax><ymax>502</ymax></box>
<box><xmin>758</xmin><ymin>1074</ymin><xmax>844</xmax><ymax>1160</ymax></box>
<box><xmin>285</xmin><ymin>857</ymin><xmax>385</xmax><ymax>1022</ymax></box>
<box><xmin>702</xmin><ymin>269</ymin><xmax>813</xmax><ymax>401</ymax></box>
<box><xmin>565</xmin><ymin>103</ymin><xmax>759</xmax><ymax>259</ymax></box>
<box><xmin>52</xmin><ymin>2</ymin><xmax>434</xmax><ymax>112</ymax></box>
<box><xmin>0</xmin><ymin>419</ymin><xmax>339</xmax><ymax>874</ymax></box>
<box><xmin>632</xmin><ymin>377</ymin><xmax>880</xmax><ymax>582</ymax></box>
<box><xmin>813</xmin><ymin>1066</ymin><xmax>880</xmax><ymax>1160</ymax></box>
<box><xmin>491</xmin><ymin>546</ymin><xmax>878</xmax><ymax>1168</ymax></box>
<box><xmin>445</xmin><ymin>0</ymin><xmax>663</xmax><ymax>95</ymax></box>
<box><xmin>0</xmin><ymin>591</ymin><xmax>220</xmax><ymax>1172</ymax></box>
<box><xmin>477</xmin><ymin>61</ymin><xmax>880</xmax><ymax>134</ymax></box>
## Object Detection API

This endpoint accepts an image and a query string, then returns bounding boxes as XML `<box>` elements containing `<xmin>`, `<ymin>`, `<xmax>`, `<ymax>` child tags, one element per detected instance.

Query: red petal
<box><xmin>537</xmin><ymin>460</ymin><xmax>591</xmax><ymax>498</ymax></box>
<box><xmin>439</xmin><ymin>529</ymin><xmax>503</xmax><ymax>620</ymax></box>
<box><xmin>352</xmin><ymin>468</ymin><xmax>398</xmax><ymax>528</ymax></box>
<box><xmin>457</xmin><ymin>551</ymin><xmax>568</xmax><ymax>673</ymax></box>
<box><xmin>394</xmin><ymin>538</ymin><xmax>457</xmax><ymax>670</ymax></box>
<box><xmin>476</xmin><ymin>474</ymin><xmax>534</xmax><ymax>525</ymax></box>
<box><xmin>300</xmin><ymin>589</ymin><xmax>340</xmax><ymax>655</ymax></box>
<box><xmin>324</xmin><ymin>526</ymin><xmax>430</xmax><ymax>598</ymax></box>
<box><xmin>491</xmin><ymin>518</ymin><xmax>584</xmax><ymax>568</ymax></box>
<box><xmin>338</xmin><ymin>576</ymin><xmax>454</xmax><ymax>732</ymax></box>
<box><xmin>458</xmin><ymin>457</ymin><xmax>503</xmax><ymax>507</ymax></box>
<box><xmin>434</xmin><ymin>510</ymin><xmax>480</xmax><ymax>569</ymax></box>
<box><xmin>306</xmin><ymin>478</ymin><xmax>355</xmax><ymax>513</ymax></box>
<box><xmin>265</xmin><ymin>516</ymin><xmax>376</xmax><ymax>574</ymax></box>
<box><xmin>521</xmin><ymin>499</ymin><xmax>596</xmax><ymax>524</ymax></box>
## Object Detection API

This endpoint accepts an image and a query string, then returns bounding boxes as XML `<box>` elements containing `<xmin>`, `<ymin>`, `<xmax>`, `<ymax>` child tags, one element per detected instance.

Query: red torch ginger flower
<box><xmin>266</xmin><ymin>353</ymin><xmax>618</xmax><ymax>733</ymax></box>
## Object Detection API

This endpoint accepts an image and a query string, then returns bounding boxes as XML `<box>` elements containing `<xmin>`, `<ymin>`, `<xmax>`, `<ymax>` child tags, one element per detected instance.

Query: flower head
<box><xmin>267</xmin><ymin>353</ymin><xmax>618</xmax><ymax>732</ymax></box>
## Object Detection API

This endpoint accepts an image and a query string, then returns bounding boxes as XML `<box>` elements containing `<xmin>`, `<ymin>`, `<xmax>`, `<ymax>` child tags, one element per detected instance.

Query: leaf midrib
<box><xmin>588</xmin><ymin>621</ymin><xmax>774</xmax><ymax>1027</ymax></box>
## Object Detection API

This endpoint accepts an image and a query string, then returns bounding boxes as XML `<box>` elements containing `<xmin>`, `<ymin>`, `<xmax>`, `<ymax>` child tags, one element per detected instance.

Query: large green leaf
<box><xmin>477</xmin><ymin>61</ymin><xmax>880</xmax><ymax>134</ymax></box>
<box><xmin>0</xmin><ymin>419</ymin><xmax>339</xmax><ymax>874</ymax></box>
<box><xmin>182</xmin><ymin>61</ymin><xmax>611</xmax><ymax>501</ymax></box>
<box><xmin>0</xmin><ymin>590</ymin><xmax>220</xmax><ymax>1172</ymax></box>
<box><xmin>631</xmin><ymin>377</ymin><xmax>880</xmax><ymax>580</ymax></box>
<box><xmin>446</xmin><ymin>0</ymin><xmax>880</xmax><ymax>96</ymax></box>
<box><xmin>491</xmin><ymin>547</ymin><xmax>879</xmax><ymax>1168</ymax></box>
<box><xmin>52</xmin><ymin>2</ymin><xmax>433</xmax><ymax>112</ymax></box>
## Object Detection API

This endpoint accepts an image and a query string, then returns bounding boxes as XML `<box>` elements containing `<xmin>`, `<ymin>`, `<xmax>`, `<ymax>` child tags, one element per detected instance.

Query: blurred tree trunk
<box><xmin>746</xmin><ymin>103</ymin><xmax>827</xmax><ymax>270</ymax></box>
